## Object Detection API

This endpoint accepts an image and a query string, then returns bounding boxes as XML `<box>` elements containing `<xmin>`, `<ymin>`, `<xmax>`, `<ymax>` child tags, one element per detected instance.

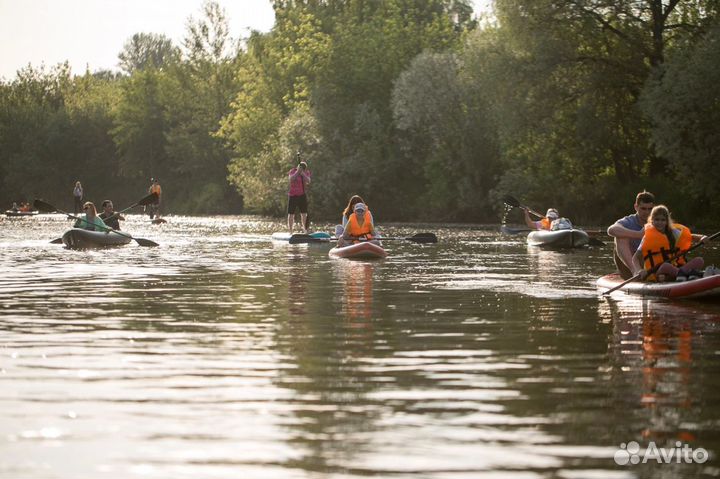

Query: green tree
<box><xmin>118</xmin><ymin>33</ymin><xmax>180</xmax><ymax>74</ymax></box>
<box><xmin>641</xmin><ymin>21</ymin><xmax>720</xmax><ymax>218</ymax></box>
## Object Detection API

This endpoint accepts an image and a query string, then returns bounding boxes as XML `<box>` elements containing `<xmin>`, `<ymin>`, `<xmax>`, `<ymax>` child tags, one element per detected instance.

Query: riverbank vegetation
<box><xmin>1</xmin><ymin>0</ymin><xmax>718</xmax><ymax>225</ymax></box>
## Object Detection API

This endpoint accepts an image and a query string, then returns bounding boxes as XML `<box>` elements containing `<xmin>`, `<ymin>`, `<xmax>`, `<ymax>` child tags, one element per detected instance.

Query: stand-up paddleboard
<box><xmin>328</xmin><ymin>241</ymin><xmax>387</xmax><ymax>259</ymax></box>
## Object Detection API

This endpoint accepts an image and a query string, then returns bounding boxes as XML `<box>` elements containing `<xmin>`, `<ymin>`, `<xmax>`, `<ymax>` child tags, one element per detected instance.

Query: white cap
<box><xmin>354</xmin><ymin>202</ymin><xmax>367</xmax><ymax>212</ymax></box>
<box><xmin>546</xmin><ymin>208</ymin><xmax>559</xmax><ymax>219</ymax></box>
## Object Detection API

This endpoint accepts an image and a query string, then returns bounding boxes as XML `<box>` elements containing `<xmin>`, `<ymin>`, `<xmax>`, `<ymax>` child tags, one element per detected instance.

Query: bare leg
<box><xmin>300</xmin><ymin>213</ymin><xmax>308</xmax><ymax>233</ymax></box>
<box><xmin>287</xmin><ymin>214</ymin><xmax>294</xmax><ymax>233</ymax></box>
<box><xmin>656</xmin><ymin>263</ymin><xmax>679</xmax><ymax>280</ymax></box>
<box><xmin>679</xmin><ymin>257</ymin><xmax>705</xmax><ymax>274</ymax></box>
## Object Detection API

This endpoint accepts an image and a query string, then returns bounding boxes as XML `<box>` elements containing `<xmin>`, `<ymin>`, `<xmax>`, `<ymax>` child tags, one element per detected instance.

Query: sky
<box><xmin>0</xmin><ymin>0</ymin><xmax>492</xmax><ymax>81</ymax></box>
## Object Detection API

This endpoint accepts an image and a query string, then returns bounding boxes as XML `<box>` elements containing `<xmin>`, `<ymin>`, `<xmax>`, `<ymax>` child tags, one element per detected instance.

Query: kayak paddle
<box><xmin>35</xmin><ymin>199</ymin><xmax>159</xmax><ymax>247</ymax></box>
<box><xmin>602</xmin><ymin>230</ymin><xmax>720</xmax><ymax>296</ymax></box>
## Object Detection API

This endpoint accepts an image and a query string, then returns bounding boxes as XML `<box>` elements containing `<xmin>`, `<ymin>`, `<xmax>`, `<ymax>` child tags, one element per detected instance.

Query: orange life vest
<box><xmin>539</xmin><ymin>218</ymin><xmax>552</xmax><ymax>230</ymax></box>
<box><xmin>641</xmin><ymin>222</ymin><xmax>691</xmax><ymax>271</ymax></box>
<box><xmin>150</xmin><ymin>184</ymin><xmax>162</xmax><ymax>197</ymax></box>
<box><xmin>347</xmin><ymin>210</ymin><xmax>374</xmax><ymax>239</ymax></box>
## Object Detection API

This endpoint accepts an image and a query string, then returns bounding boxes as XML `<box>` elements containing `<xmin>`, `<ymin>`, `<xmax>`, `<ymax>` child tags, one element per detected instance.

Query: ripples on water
<box><xmin>2</xmin><ymin>214</ymin><xmax>720</xmax><ymax>478</ymax></box>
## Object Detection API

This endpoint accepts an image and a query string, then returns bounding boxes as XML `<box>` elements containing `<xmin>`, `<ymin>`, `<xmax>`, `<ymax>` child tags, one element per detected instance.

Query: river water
<box><xmin>2</xmin><ymin>214</ymin><xmax>720</xmax><ymax>479</ymax></box>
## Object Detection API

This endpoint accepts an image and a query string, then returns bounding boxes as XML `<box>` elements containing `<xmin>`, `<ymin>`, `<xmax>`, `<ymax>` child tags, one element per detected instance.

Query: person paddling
<box><xmin>524</xmin><ymin>208</ymin><xmax>559</xmax><ymax>230</ymax></box>
<box><xmin>338</xmin><ymin>202</ymin><xmax>377</xmax><ymax>247</ymax></box>
<box><xmin>147</xmin><ymin>178</ymin><xmax>162</xmax><ymax>219</ymax></box>
<box><xmin>287</xmin><ymin>154</ymin><xmax>311</xmax><ymax>234</ymax></box>
<box><xmin>632</xmin><ymin>205</ymin><xmax>708</xmax><ymax>282</ymax></box>
<box><xmin>74</xmin><ymin>202</ymin><xmax>110</xmax><ymax>232</ymax></box>
<box><xmin>99</xmin><ymin>200</ymin><xmax>124</xmax><ymax>230</ymax></box>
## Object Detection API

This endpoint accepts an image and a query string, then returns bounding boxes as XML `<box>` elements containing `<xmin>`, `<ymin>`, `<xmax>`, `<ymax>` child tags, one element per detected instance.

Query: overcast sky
<box><xmin>0</xmin><ymin>0</ymin><xmax>492</xmax><ymax>81</ymax></box>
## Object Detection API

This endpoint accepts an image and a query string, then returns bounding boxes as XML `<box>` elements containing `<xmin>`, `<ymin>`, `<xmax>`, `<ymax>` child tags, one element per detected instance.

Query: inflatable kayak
<box><xmin>5</xmin><ymin>210</ymin><xmax>39</xmax><ymax>217</ymax></box>
<box><xmin>527</xmin><ymin>228</ymin><xmax>589</xmax><ymax>248</ymax></box>
<box><xmin>329</xmin><ymin>241</ymin><xmax>387</xmax><ymax>259</ymax></box>
<box><xmin>61</xmin><ymin>228</ymin><xmax>132</xmax><ymax>249</ymax></box>
<box><xmin>597</xmin><ymin>272</ymin><xmax>720</xmax><ymax>299</ymax></box>
<box><xmin>271</xmin><ymin>232</ymin><xmax>331</xmax><ymax>243</ymax></box>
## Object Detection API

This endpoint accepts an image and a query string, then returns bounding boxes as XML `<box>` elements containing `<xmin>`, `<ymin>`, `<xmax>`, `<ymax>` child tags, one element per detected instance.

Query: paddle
<box><xmin>35</xmin><ymin>199</ymin><xmax>159</xmax><ymax>247</ymax></box>
<box><xmin>289</xmin><ymin>232</ymin><xmax>438</xmax><ymax>245</ymax></box>
<box><xmin>49</xmin><ymin>193</ymin><xmax>159</xmax><ymax>244</ymax></box>
<box><xmin>602</xmin><ymin>230</ymin><xmax>720</xmax><ymax>296</ymax></box>
<box><xmin>502</xmin><ymin>194</ymin><xmax>545</xmax><ymax>218</ymax></box>
<box><xmin>501</xmin><ymin>194</ymin><xmax>604</xmax><ymax>246</ymax></box>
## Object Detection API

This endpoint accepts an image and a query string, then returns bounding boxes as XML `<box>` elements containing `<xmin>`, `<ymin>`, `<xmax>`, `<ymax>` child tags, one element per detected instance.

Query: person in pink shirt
<box><xmin>287</xmin><ymin>154</ymin><xmax>311</xmax><ymax>233</ymax></box>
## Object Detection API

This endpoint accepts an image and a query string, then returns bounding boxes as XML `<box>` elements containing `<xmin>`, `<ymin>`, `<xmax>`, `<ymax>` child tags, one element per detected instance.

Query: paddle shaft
<box><xmin>603</xmin><ymin>230</ymin><xmax>720</xmax><ymax>295</ymax></box>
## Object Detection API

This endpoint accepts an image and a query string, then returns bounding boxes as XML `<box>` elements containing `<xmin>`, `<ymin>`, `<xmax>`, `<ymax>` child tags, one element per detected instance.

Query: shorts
<box><xmin>287</xmin><ymin>194</ymin><xmax>308</xmax><ymax>214</ymax></box>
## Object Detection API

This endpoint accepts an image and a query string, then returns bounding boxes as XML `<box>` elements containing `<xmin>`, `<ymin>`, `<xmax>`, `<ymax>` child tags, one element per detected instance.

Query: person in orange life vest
<box><xmin>524</xmin><ymin>208</ymin><xmax>558</xmax><ymax>230</ymax></box>
<box><xmin>632</xmin><ymin>205</ymin><xmax>708</xmax><ymax>282</ymax></box>
<box><xmin>334</xmin><ymin>195</ymin><xmax>375</xmax><ymax>237</ymax></box>
<box><xmin>147</xmin><ymin>178</ymin><xmax>162</xmax><ymax>219</ymax></box>
<box><xmin>287</xmin><ymin>158</ymin><xmax>311</xmax><ymax>233</ymax></box>
<box><xmin>338</xmin><ymin>202</ymin><xmax>377</xmax><ymax>247</ymax></box>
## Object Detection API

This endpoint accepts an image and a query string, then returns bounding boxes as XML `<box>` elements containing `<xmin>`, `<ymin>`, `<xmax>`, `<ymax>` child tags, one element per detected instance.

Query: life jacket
<box><xmin>641</xmin><ymin>222</ymin><xmax>691</xmax><ymax>271</ymax></box>
<box><xmin>539</xmin><ymin>218</ymin><xmax>552</xmax><ymax>230</ymax></box>
<box><xmin>150</xmin><ymin>184</ymin><xmax>162</xmax><ymax>197</ymax></box>
<box><xmin>347</xmin><ymin>210</ymin><xmax>374</xmax><ymax>240</ymax></box>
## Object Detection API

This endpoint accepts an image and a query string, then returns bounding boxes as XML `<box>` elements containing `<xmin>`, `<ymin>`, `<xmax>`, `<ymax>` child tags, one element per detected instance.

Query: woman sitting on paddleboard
<box><xmin>337</xmin><ymin>202</ymin><xmax>377</xmax><ymax>247</ymax></box>
<box><xmin>74</xmin><ymin>202</ymin><xmax>110</xmax><ymax>232</ymax></box>
<box><xmin>335</xmin><ymin>195</ymin><xmax>375</xmax><ymax>237</ymax></box>
<box><xmin>633</xmin><ymin>205</ymin><xmax>707</xmax><ymax>282</ymax></box>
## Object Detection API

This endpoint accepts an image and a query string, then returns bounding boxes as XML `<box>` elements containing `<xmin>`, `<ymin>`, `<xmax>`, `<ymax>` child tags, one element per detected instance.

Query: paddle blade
<box><xmin>501</xmin><ymin>195</ymin><xmax>521</xmax><ymax>208</ymax></box>
<box><xmin>406</xmin><ymin>233</ymin><xmax>438</xmax><ymax>243</ymax></box>
<box><xmin>134</xmin><ymin>237</ymin><xmax>159</xmax><ymax>247</ymax></box>
<box><xmin>34</xmin><ymin>199</ymin><xmax>57</xmax><ymax>213</ymax></box>
<box><xmin>137</xmin><ymin>193</ymin><xmax>159</xmax><ymax>207</ymax></box>
<box><xmin>288</xmin><ymin>234</ymin><xmax>329</xmax><ymax>244</ymax></box>
<box><xmin>50</xmin><ymin>237</ymin><xmax>64</xmax><ymax>244</ymax></box>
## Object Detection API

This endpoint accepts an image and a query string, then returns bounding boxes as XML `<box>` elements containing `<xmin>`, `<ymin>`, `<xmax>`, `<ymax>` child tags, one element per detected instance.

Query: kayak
<box><xmin>271</xmin><ymin>232</ymin><xmax>331</xmax><ymax>242</ymax></box>
<box><xmin>61</xmin><ymin>228</ymin><xmax>132</xmax><ymax>249</ymax></box>
<box><xmin>329</xmin><ymin>241</ymin><xmax>387</xmax><ymax>259</ymax></box>
<box><xmin>151</xmin><ymin>218</ymin><xmax>167</xmax><ymax>225</ymax></box>
<box><xmin>5</xmin><ymin>210</ymin><xmax>39</xmax><ymax>217</ymax></box>
<box><xmin>527</xmin><ymin>228</ymin><xmax>589</xmax><ymax>248</ymax></box>
<box><xmin>597</xmin><ymin>272</ymin><xmax>720</xmax><ymax>299</ymax></box>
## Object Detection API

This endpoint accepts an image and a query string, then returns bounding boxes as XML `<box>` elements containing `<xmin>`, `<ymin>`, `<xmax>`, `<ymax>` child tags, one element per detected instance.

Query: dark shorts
<box><xmin>287</xmin><ymin>194</ymin><xmax>308</xmax><ymax>214</ymax></box>
<box><xmin>614</xmin><ymin>250</ymin><xmax>633</xmax><ymax>280</ymax></box>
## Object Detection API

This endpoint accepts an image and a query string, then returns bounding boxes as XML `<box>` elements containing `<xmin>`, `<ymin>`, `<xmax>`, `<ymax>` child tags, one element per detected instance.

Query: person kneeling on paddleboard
<box><xmin>632</xmin><ymin>205</ymin><xmax>708</xmax><ymax>282</ymax></box>
<box><xmin>338</xmin><ymin>202</ymin><xmax>377</xmax><ymax>247</ymax></box>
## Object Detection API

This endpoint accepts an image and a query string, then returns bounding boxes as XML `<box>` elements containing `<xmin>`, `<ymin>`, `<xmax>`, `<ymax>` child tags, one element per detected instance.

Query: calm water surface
<box><xmin>2</xmin><ymin>214</ymin><xmax>720</xmax><ymax>479</ymax></box>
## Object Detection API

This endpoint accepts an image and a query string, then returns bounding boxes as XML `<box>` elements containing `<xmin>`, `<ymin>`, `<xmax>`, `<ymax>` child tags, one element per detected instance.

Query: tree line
<box><xmin>1</xmin><ymin>0</ymin><xmax>718</xmax><ymax>226</ymax></box>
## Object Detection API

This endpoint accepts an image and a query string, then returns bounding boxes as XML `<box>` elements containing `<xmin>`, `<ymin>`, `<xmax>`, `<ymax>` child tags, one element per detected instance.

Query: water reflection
<box><xmin>332</xmin><ymin>260</ymin><xmax>375</xmax><ymax>321</ymax></box>
<box><xmin>3</xmin><ymin>215</ymin><xmax>720</xmax><ymax>478</ymax></box>
<box><xmin>601</xmin><ymin>297</ymin><xmax>720</xmax><ymax>461</ymax></box>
